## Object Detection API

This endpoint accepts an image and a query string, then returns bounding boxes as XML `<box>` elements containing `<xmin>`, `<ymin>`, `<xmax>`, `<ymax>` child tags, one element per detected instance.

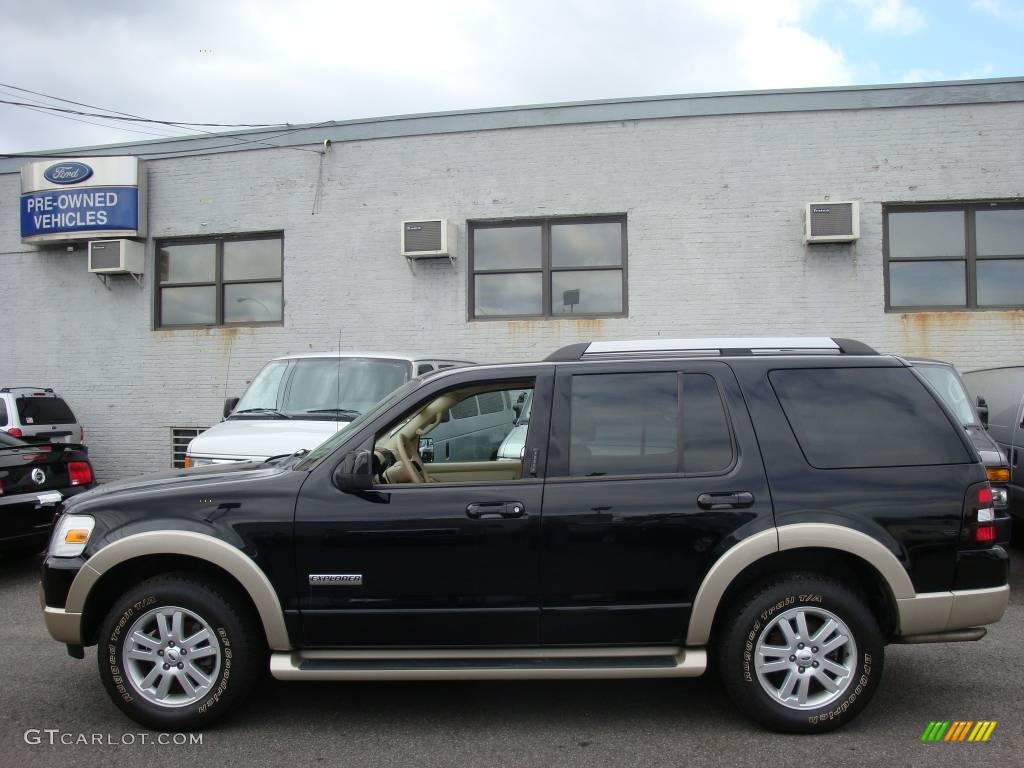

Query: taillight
<box><xmin>80</xmin><ymin>426</ymin><xmax>85</xmax><ymax>442</ymax></box>
<box><xmin>966</xmin><ymin>483</ymin><xmax>998</xmax><ymax>546</ymax></box>
<box><xmin>67</xmin><ymin>461</ymin><xmax>93</xmax><ymax>486</ymax></box>
<box><xmin>7</xmin><ymin>428</ymin><xmax>23</xmax><ymax>437</ymax></box>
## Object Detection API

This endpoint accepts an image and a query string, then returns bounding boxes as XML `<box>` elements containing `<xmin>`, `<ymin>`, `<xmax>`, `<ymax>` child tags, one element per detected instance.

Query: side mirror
<box><xmin>332</xmin><ymin>450</ymin><xmax>372</xmax><ymax>493</ymax></box>
<box><xmin>513</xmin><ymin>404</ymin><xmax>523</xmax><ymax>420</ymax></box>
<box><xmin>223</xmin><ymin>397</ymin><xmax>240</xmax><ymax>419</ymax></box>
<box><xmin>976</xmin><ymin>396</ymin><xmax>989</xmax><ymax>428</ymax></box>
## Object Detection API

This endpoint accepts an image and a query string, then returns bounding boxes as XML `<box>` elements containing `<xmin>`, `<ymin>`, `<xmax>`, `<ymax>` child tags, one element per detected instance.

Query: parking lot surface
<box><xmin>2</xmin><ymin>547</ymin><xmax>1021</xmax><ymax>768</ymax></box>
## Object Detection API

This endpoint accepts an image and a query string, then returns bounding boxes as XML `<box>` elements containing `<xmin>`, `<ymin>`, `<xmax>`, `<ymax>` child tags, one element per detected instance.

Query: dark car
<box><xmin>904</xmin><ymin>358</ymin><xmax>1013</xmax><ymax>543</ymax></box>
<box><xmin>0</xmin><ymin>432</ymin><xmax>95</xmax><ymax>557</ymax></box>
<box><xmin>962</xmin><ymin>364</ymin><xmax>1024</xmax><ymax>528</ymax></box>
<box><xmin>40</xmin><ymin>337</ymin><xmax>1008</xmax><ymax>734</ymax></box>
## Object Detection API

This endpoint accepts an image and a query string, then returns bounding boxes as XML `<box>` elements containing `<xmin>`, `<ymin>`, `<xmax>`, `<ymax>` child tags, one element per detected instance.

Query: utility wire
<box><xmin>0</xmin><ymin>120</ymin><xmax>335</xmax><ymax>160</ymax></box>
<box><xmin>0</xmin><ymin>86</ymin><xmax>186</xmax><ymax>139</ymax></box>
<box><xmin>0</xmin><ymin>95</ymin><xmax>286</xmax><ymax>128</ymax></box>
<box><xmin>0</xmin><ymin>82</ymin><xmax>325</xmax><ymax>155</ymax></box>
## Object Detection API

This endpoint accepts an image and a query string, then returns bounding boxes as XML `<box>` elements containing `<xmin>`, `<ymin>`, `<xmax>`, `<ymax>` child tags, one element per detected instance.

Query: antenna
<box><xmin>222</xmin><ymin>336</ymin><xmax>234</xmax><ymax>402</ymax></box>
<box><xmin>336</xmin><ymin>326</ymin><xmax>343</xmax><ymax>424</ymax></box>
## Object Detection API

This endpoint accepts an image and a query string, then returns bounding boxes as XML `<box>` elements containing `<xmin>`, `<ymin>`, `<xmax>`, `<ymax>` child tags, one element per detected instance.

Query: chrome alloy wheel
<box><xmin>754</xmin><ymin>606</ymin><xmax>858</xmax><ymax>710</ymax></box>
<box><xmin>122</xmin><ymin>605</ymin><xmax>222</xmax><ymax>708</ymax></box>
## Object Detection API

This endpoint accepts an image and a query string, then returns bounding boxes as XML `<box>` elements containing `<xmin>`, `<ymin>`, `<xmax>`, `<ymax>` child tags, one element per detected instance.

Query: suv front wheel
<box><xmin>96</xmin><ymin>573</ymin><xmax>264</xmax><ymax>730</ymax></box>
<box><xmin>718</xmin><ymin>574</ymin><xmax>884</xmax><ymax>733</ymax></box>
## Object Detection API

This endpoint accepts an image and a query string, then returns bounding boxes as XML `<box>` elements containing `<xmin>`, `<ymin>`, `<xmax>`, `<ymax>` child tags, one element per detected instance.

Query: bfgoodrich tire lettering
<box><xmin>718</xmin><ymin>574</ymin><xmax>884</xmax><ymax>734</ymax></box>
<box><xmin>97</xmin><ymin>573</ymin><xmax>263</xmax><ymax>730</ymax></box>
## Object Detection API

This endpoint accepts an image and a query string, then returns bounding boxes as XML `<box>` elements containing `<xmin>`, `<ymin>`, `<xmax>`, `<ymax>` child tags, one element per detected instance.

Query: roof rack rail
<box><xmin>0</xmin><ymin>386</ymin><xmax>54</xmax><ymax>393</ymax></box>
<box><xmin>544</xmin><ymin>337</ymin><xmax>878</xmax><ymax>361</ymax></box>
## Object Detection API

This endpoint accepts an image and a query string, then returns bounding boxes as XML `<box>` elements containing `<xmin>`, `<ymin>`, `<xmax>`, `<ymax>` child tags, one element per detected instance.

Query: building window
<box><xmin>171</xmin><ymin>426</ymin><xmax>207</xmax><ymax>468</ymax></box>
<box><xmin>156</xmin><ymin>233</ymin><xmax>283</xmax><ymax>327</ymax></box>
<box><xmin>469</xmin><ymin>216</ymin><xmax>627</xmax><ymax>319</ymax></box>
<box><xmin>884</xmin><ymin>203</ymin><xmax>1024</xmax><ymax>310</ymax></box>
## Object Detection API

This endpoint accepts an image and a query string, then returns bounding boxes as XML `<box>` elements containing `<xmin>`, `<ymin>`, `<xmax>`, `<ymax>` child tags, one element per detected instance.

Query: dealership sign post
<box><xmin>20</xmin><ymin>156</ymin><xmax>147</xmax><ymax>244</ymax></box>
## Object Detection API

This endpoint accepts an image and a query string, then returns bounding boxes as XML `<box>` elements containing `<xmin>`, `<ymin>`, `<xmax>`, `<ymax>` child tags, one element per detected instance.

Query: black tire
<box><xmin>718</xmin><ymin>573</ymin><xmax>884</xmax><ymax>734</ymax></box>
<box><xmin>96</xmin><ymin>572</ymin><xmax>265</xmax><ymax>731</ymax></box>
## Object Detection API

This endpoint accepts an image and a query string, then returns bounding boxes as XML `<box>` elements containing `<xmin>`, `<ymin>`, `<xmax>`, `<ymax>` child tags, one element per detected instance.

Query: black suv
<box><xmin>40</xmin><ymin>337</ymin><xmax>1009</xmax><ymax>733</ymax></box>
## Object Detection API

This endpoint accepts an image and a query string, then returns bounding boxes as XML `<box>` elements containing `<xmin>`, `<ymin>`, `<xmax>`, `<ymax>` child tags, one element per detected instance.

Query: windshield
<box><xmin>295</xmin><ymin>378</ymin><xmax>421</xmax><ymax>468</ymax></box>
<box><xmin>915</xmin><ymin>363</ymin><xmax>977</xmax><ymax>427</ymax></box>
<box><xmin>232</xmin><ymin>357</ymin><xmax>412</xmax><ymax>421</ymax></box>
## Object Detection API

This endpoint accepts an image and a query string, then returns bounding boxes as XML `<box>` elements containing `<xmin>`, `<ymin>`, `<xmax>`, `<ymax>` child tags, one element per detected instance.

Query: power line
<box><xmin>0</xmin><ymin>86</ymin><xmax>187</xmax><ymax>139</ymax></box>
<box><xmin>0</xmin><ymin>82</ymin><xmax>325</xmax><ymax>155</ymax></box>
<box><xmin>0</xmin><ymin>120</ymin><xmax>335</xmax><ymax>160</ymax></box>
<box><xmin>0</xmin><ymin>97</ymin><xmax>288</xmax><ymax>128</ymax></box>
<box><xmin>7</xmin><ymin>101</ymin><xmax>189</xmax><ymax>139</ymax></box>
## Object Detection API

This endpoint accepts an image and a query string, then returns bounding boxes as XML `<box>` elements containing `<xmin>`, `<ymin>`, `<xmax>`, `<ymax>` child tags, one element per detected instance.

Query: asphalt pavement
<box><xmin>1</xmin><ymin>545</ymin><xmax>1021</xmax><ymax>768</ymax></box>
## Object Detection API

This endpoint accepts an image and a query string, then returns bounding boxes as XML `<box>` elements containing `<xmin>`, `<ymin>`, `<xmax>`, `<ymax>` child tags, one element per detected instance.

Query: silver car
<box><xmin>0</xmin><ymin>387</ymin><xmax>85</xmax><ymax>445</ymax></box>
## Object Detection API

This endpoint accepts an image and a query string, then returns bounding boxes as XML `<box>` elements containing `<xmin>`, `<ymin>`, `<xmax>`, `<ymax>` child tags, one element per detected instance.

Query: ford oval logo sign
<box><xmin>43</xmin><ymin>161</ymin><xmax>94</xmax><ymax>185</ymax></box>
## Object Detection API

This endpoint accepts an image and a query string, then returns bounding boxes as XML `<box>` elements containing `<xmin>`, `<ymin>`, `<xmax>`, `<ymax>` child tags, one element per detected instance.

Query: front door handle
<box><xmin>466</xmin><ymin>502</ymin><xmax>526</xmax><ymax>519</ymax></box>
<box><xmin>697</xmin><ymin>491</ymin><xmax>755</xmax><ymax>510</ymax></box>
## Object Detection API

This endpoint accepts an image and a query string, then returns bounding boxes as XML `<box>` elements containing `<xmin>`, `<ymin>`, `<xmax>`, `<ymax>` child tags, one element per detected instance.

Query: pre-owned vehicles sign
<box><xmin>19</xmin><ymin>156</ymin><xmax>147</xmax><ymax>244</ymax></box>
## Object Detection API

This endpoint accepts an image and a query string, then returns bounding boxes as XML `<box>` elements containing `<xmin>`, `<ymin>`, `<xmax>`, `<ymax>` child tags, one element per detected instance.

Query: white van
<box><xmin>185</xmin><ymin>353</ymin><xmax>472</xmax><ymax>466</ymax></box>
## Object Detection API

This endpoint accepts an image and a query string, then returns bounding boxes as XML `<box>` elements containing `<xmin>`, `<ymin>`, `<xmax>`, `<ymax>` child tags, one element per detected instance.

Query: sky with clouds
<box><xmin>1</xmin><ymin>0</ymin><xmax>1022</xmax><ymax>153</ymax></box>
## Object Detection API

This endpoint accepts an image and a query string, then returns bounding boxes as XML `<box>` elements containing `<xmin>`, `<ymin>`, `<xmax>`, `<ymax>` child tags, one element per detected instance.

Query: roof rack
<box><xmin>0</xmin><ymin>386</ymin><xmax>54</xmax><ymax>393</ymax></box>
<box><xmin>545</xmin><ymin>337</ymin><xmax>877</xmax><ymax>361</ymax></box>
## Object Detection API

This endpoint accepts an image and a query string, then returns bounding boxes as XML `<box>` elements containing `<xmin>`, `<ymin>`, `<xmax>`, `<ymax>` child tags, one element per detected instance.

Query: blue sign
<box><xmin>42</xmin><ymin>161</ymin><xmax>94</xmax><ymax>185</ymax></box>
<box><xmin>20</xmin><ymin>187</ymin><xmax>140</xmax><ymax>238</ymax></box>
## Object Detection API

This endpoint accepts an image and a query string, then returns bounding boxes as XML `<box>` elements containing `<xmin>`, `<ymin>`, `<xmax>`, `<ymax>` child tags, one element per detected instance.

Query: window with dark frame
<box><xmin>156</xmin><ymin>233</ymin><xmax>284</xmax><ymax>327</ymax></box>
<box><xmin>884</xmin><ymin>203</ymin><xmax>1024</xmax><ymax>311</ymax></box>
<box><xmin>469</xmin><ymin>216</ymin><xmax>627</xmax><ymax>319</ymax></box>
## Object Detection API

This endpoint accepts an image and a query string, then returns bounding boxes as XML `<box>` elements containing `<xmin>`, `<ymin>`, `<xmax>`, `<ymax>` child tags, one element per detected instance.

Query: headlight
<box><xmin>186</xmin><ymin>456</ymin><xmax>215</xmax><ymax>467</ymax></box>
<box><xmin>49</xmin><ymin>514</ymin><xmax>95</xmax><ymax>558</ymax></box>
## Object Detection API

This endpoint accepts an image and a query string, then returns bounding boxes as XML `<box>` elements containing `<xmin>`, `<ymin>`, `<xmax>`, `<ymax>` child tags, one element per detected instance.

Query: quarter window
<box><xmin>469</xmin><ymin>217</ymin><xmax>626</xmax><ymax>318</ymax></box>
<box><xmin>156</xmin><ymin>234</ymin><xmax>283</xmax><ymax>327</ymax></box>
<box><xmin>770</xmin><ymin>368</ymin><xmax>972</xmax><ymax>469</ymax></box>
<box><xmin>884</xmin><ymin>204</ymin><xmax>1024</xmax><ymax>310</ymax></box>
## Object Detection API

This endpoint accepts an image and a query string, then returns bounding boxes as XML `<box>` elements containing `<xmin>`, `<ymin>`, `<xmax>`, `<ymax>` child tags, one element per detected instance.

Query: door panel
<box><xmin>540</xmin><ymin>361</ymin><xmax>773</xmax><ymax>646</ymax></box>
<box><xmin>294</xmin><ymin>369</ymin><xmax>554</xmax><ymax>648</ymax></box>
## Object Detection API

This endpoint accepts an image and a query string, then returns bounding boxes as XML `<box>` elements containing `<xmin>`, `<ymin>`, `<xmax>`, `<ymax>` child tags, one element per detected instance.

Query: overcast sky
<box><xmin>2</xmin><ymin>0</ymin><xmax>1022</xmax><ymax>153</ymax></box>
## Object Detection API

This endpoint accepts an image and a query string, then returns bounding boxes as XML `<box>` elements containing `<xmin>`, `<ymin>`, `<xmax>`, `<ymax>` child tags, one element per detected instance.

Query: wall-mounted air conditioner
<box><xmin>401</xmin><ymin>219</ymin><xmax>455</xmax><ymax>259</ymax></box>
<box><xmin>88</xmin><ymin>239</ymin><xmax>144</xmax><ymax>274</ymax></box>
<box><xmin>804</xmin><ymin>202</ymin><xmax>859</xmax><ymax>243</ymax></box>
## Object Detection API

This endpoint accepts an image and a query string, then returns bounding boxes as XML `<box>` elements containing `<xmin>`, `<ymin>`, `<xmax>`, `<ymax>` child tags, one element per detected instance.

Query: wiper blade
<box><xmin>305</xmin><ymin>408</ymin><xmax>361</xmax><ymax>417</ymax></box>
<box><xmin>233</xmin><ymin>408</ymin><xmax>291</xmax><ymax>419</ymax></box>
<box><xmin>264</xmin><ymin>448</ymin><xmax>310</xmax><ymax>463</ymax></box>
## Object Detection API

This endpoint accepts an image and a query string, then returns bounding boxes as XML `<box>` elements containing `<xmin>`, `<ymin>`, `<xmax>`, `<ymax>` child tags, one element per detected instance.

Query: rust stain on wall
<box><xmin>897</xmin><ymin>310</ymin><xmax>1024</xmax><ymax>358</ymax></box>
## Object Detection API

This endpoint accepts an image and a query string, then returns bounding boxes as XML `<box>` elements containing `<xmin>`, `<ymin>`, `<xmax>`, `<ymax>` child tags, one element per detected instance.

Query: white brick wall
<box><xmin>3</xmin><ymin>101</ymin><xmax>1024</xmax><ymax>480</ymax></box>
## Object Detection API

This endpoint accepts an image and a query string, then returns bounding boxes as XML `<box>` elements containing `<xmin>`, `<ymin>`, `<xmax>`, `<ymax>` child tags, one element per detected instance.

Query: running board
<box><xmin>270</xmin><ymin>646</ymin><xmax>707</xmax><ymax>681</ymax></box>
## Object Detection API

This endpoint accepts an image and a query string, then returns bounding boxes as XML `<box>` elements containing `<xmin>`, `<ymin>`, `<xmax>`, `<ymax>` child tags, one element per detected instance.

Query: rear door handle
<box><xmin>466</xmin><ymin>502</ymin><xmax>526</xmax><ymax>520</ymax></box>
<box><xmin>697</xmin><ymin>491</ymin><xmax>755</xmax><ymax>510</ymax></box>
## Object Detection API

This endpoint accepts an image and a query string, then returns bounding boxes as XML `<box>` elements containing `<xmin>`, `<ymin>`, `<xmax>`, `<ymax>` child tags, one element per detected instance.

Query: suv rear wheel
<box><xmin>718</xmin><ymin>573</ymin><xmax>884</xmax><ymax>733</ymax></box>
<box><xmin>96</xmin><ymin>573</ymin><xmax>264</xmax><ymax>730</ymax></box>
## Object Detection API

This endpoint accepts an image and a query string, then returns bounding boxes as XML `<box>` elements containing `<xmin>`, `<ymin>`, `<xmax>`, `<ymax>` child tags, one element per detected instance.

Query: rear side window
<box><xmin>0</xmin><ymin>399</ymin><xmax>7</xmax><ymax>426</ymax></box>
<box><xmin>770</xmin><ymin>367</ymin><xmax>972</xmax><ymax>469</ymax></box>
<box><xmin>16</xmin><ymin>396</ymin><xmax>76</xmax><ymax>425</ymax></box>
<box><xmin>567</xmin><ymin>372</ymin><xmax>734</xmax><ymax>477</ymax></box>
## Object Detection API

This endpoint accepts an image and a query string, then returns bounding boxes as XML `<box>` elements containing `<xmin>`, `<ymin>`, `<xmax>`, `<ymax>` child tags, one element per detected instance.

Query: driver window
<box><xmin>372</xmin><ymin>379</ymin><xmax>535</xmax><ymax>485</ymax></box>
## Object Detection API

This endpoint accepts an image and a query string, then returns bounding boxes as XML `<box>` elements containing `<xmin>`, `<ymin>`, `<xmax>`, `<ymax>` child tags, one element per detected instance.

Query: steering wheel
<box><xmin>395</xmin><ymin>432</ymin><xmax>432</xmax><ymax>484</ymax></box>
